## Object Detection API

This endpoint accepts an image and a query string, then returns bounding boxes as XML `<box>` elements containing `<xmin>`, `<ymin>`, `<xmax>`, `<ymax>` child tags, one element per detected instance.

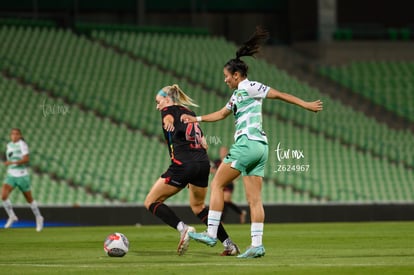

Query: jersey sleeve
<box><xmin>225</xmin><ymin>93</ymin><xmax>236</xmax><ymax>110</ymax></box>
<box><xmin>161</xmin><ymin>107</ymin><xmax>174</xmax><ymax>120</ymax></box>
<box><xmin>20</xmin><ymin>141</ymin><xmax>29</xmax><ymax>155</ymax></box>
<box><xmin>246</xmin><ymin>81</ymin><xmax>270</xmax><ymax>99</ymax></box>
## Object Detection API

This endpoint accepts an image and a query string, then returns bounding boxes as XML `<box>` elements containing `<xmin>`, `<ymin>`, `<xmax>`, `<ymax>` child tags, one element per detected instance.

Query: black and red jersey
<box><xmin>161</xmin><ymin>105</ymin><xmax>209</xmax><ymax>164</ymax></box>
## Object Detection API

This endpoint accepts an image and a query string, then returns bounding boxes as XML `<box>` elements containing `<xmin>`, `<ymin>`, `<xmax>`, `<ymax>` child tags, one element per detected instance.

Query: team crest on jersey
<box><xmin>236</xmin><ymin>92</ymin><xmax>244</xmax><ymax>103</ymax></box>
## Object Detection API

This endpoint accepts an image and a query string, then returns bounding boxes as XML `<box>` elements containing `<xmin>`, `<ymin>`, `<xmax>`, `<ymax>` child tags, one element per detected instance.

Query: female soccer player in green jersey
<box><xmin>2</xmin><ymin>128</ymin><xmax>44</xmax><ymax>231</ymax></box>
<box><xmin>182</xmin><ymin>27</ymin><xmax>323</xmax><ymax>258</ymax></box>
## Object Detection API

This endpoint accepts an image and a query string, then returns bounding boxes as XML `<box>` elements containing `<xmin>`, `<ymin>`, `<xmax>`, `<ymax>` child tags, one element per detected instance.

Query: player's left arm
<box><xmin>16</xmin><ymin>154</ymin><xmax>30</xmax><ymax>165</ymax></box>
<box><xmin>266</xmin><ymin>88</ymin><xmax>323</xmax><ymax>112</ymax></box>
<box><xmin>201</xmin><ymin>136</ymin><xmax>208</xmax><ymax>150</ymax></box>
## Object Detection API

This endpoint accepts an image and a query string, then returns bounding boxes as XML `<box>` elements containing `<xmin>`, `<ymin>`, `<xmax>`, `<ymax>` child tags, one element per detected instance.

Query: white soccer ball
<box><xmin>104</xmin><ymin>232</ymin><xmax>129</xmax><ymax>257</ymax></box>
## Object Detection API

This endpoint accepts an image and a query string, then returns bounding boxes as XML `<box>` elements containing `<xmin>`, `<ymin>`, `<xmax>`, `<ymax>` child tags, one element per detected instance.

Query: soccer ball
<box><xmin>104</xmin><ymin>232</ymin><xmax>129</xmax><ymax>257</ymax></box>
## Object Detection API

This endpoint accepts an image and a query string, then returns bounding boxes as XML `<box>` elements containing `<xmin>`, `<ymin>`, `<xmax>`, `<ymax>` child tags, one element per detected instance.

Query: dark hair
<box><xmin>11</xmin><ymin>128</ymin><xmax>25</xmax><ymax>141</ymax></box>
<box><xmin>224</xmin><ymin>26</ymin><xmax>269</xmax><ymax>77</ymax></box>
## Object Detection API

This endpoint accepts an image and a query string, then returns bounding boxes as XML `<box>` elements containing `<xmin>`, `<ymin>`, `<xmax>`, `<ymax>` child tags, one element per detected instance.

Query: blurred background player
<box><xmin>211</xmin><ymin>146</ymin><xmax>246</xmax><ymax>224</ymax></box>
<box><xmin>144</xmin><ymin>84</ymin><xmax>239</xmax><ymax>256</ymax></box>
<box><xmin>2</xmin><ymin>128</ymin><xmax>44</xmax><ymax>232</ymax></box>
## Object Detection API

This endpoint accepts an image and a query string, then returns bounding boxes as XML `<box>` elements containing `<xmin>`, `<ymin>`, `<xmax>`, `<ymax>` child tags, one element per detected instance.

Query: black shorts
<box><xmin>161</xmin><ymin>161</ymin><xmax>210</xmax><ymax>188</ymax></box>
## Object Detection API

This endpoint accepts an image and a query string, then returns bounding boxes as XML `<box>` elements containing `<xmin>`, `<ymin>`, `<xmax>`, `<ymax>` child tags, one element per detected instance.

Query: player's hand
<box><xmin>163</xmin><ymin>121</ymin><xmax>175</xmax><ymax>132</ymax></box>
<box><xmin>181</xmin><ymin>114</ymin><xmax>196</xmax><ymax>123</ymax></box>
<box><xmin>201</xmin><ymin>136</ymin><xmax>208</xmax><ymax>150</ymax></box>
<box><xmin>305</xmin><ymin>100</ymin><xmax>323</xmax><ymax>112</ymax></box>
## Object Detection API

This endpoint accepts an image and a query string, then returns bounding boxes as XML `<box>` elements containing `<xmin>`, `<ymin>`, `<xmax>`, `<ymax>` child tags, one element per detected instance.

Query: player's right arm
<box><xmin>163</xmin><ymin>114</ymin><xmax>175</xmax><ymax>132</ymax></box>
<box><xmin>181</xmin><ymin>106</ymin><xmax>231</xmax><ymax>123</ymax></box>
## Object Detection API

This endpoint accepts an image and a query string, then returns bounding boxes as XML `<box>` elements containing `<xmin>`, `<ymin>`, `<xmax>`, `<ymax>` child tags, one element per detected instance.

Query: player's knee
<box><xmin>144</xmin><ymin>197</ymin><xmax>153</xmax><ymax>210</ymax></box>
<box><xmin>211</xmin><ymin>180</ymin><xmax>226</xmax><ymax>190</ymax></box>
<box><xmin>1</xmin><ymin>192</ymin><xmax>9</xmax><ymax>201</ymax></box>
<box><xmin>246</xmin><ymin>196</ymin><xmax>262</xmax><ymax>207</ymax></box>
<box><xmin>23</xmin><ymin>192</ymin><xmax>33</xmax><ymax>203</ymax></box>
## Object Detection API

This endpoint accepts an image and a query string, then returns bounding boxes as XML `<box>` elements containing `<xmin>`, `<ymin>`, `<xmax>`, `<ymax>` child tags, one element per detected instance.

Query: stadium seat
<box><xmin>0</xmin><ymin>25</ymin><xmax>412</xmax><ymax>205</ymax></box>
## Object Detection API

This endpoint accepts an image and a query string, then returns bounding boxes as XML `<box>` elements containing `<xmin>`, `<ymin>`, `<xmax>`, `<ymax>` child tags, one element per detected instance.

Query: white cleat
<box><xmin>4</xmin><ymin>216</ymin><xmax>18</xmax><ymax>229</ymax></box>
<box><xmin>36</xmin><ymin>216</ymin><xmax>44</xmax><ymax>232</ymax></box>
<box><xmin>177</xmin><ymin>226</ymin><xmax>195</xmax><ymax>256</ymax></box>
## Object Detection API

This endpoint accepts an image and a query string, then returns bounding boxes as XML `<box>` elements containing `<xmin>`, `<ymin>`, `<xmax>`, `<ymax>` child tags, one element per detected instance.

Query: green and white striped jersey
<box><xmin>225</xmin><ymin>79</ymin><xmax>270</xmax><ymax>143</ymax></box>
<box><xmin>6</xmin><ymin>139</ymin><xmax>29</xmax><ymax>177</ymax></box>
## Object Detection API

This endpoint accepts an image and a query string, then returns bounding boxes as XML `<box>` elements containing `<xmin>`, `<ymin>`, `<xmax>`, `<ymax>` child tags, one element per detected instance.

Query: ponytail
<box><xmin>236</xmin><ymin>26</ymin><xmax>269</xmax><ymax>60</ymax></box>
<box><xmin>160</xmin><ymin>84</ymin><xmax>199</xmax><ymax>107</ymax></box>
<box><xmin>224</xmin><ymin>26</ymin><xmax>269</xmax><ymax>77</ymax></box>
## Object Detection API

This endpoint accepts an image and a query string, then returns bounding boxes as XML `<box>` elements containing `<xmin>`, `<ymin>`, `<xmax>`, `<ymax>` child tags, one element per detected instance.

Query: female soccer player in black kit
<box><xmin>144</xmin><ymin>84</ymin><xmax>239</xmax><ymax>256</ymax></box>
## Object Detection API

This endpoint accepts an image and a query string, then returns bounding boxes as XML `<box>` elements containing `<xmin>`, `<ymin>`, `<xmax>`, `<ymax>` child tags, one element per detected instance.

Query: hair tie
<box><xmin>157</xmin><ymin>89</ymin><xmax>168</xmax><ymax>97</ymax></box>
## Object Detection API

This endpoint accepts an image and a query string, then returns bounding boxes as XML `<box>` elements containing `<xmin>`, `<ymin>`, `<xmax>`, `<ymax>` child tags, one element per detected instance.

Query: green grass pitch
<box><xmin>1</xmin><ymin>222</ymin><xmax>414</xmax><ymax>274</ymax></box>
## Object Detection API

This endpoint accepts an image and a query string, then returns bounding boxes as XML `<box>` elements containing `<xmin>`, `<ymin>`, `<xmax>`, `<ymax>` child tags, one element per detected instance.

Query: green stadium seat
<box><xmin>0</xmin><ymin>25</ymin><xmax>412</xmax><ymax>205</ymax></box>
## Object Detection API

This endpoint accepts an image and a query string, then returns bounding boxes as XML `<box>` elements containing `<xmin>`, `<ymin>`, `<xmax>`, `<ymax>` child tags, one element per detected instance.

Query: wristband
<box><xmin>196</xmin><ymin>116</ymin><xmax>202</xmax><ymax>122</ymax></box>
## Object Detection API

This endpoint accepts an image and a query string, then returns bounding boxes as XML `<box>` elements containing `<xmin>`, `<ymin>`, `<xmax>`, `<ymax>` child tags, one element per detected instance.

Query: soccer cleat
<box><xmin>221</xmin><ymin>242</ymin><xmax>240</xmax><ymax>256</ymax></box>
<box><xmin>36</xmin><ymin>216</ymin><xmax>44</xmax><ymax>232</ymax></box>
<box><xmin>4</xmin><ymin>216</ymin><xmax>18</xmax><ymax>229</ymax></box>
<box><xmin>188</xmin><ymin>231</ymin><xmax>217</xmax><ymax>247</ymax></box>
<box><xmin>237</xmin><ymin>245</ymin><xmax>265</xmax><ymax>258</ymax></box>
<box><xmin>177</xmin><ymin>226</ymin><xmax>195</xmax><ymax>256</ymax></box>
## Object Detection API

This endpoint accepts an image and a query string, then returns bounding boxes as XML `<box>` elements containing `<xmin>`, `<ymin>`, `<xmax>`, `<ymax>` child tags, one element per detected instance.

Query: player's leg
<box><xmin>2</xmin><ymin>182</ymin><xmax>18</xmax><ymax>228</ymax></box>
<box><xmin>22</xmin><ymin>190</ymin><xmax>44</xmax><ymax>232</ymax></box>
<box><xmin>144</xmin><ymin>177</ymin><xmax>182</xmax><ymax>228</ymax></box>
<box><xmin>188</xmin><ymin>184</ymin><xmax>207</xmax><ymax>215</ymax></box>
<box><xmin>222</xmin><ymin>188</ymin><xmax>231</xmax><ymax>219</ymax></box>
<box><xmin>207</xmin><ymin>163</ymin><xmax>240</xmax><ymax>237</ymax></box>
<box><xmin>189</xmin><ymin>184</ymin><xmax>240</xmax><ymax>255</ymax></box>
<box><xmin>237</xmin><ymin>175</ymin><xmax>265</xmax><ymax>258</ymax></box>
<box><xmin>203</xmin><ymin>138</ymin><xmax>252</xmax><ymax>238</ymax></box>
<box><xmin>144</xmin><ymin>177</ymin><xmax>193</xmax><ymax>255</ymax></box>
<box><xmin>243</xmin><ymin>175</ymin><xmax>264</xmax><ymax>237</ymax></box>
<box><xmin>188</xmin><ymin>163</ymin><xmax>240</xmax><ymax>245</ymax></box>
<box><xmin>223</xmin><ymin>183</ymin><xmax>246</xmax><ymax>224</ymax></box>
<box><xmin>18</xmin><ymin>175</ymin><xmax>43</xmax><ymax>231</ymax></box>
<box><xmin>240</xmin><ymin>208</ymin><xmax>247</xmax><ymax>224</ymax></box>
<box><xmin>176</xmin><ymin>183</ymin><xmax>210</xmax><ymax>255</ymax></box>
<box><xmin>223</xmin><ymin>188</ymin><xmax>232</xmax><ymax>203</ymax></box>
<box><xmin>237</xmin><ymin>140</ymin><xmax>267</xmax><ymax>258</ymax></box>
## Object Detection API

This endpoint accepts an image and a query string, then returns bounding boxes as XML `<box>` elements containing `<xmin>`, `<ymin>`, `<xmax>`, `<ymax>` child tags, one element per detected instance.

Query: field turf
<box><xmin>1</xmin><ymin>222</ymin><xmax>414</xmax><ymax>274</ymax></box>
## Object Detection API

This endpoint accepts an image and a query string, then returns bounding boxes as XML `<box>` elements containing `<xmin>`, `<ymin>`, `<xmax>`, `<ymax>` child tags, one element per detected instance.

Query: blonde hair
<box><xmin>160</xmin><ymin>84</ymin><xmax>198</xmax><ymax>107</ymax></box>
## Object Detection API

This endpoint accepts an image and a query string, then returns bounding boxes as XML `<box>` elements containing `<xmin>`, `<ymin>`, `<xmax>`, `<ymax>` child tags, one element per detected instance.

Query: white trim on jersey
<box><xmin>20</xmin><ymin>140</ymin><xmax>29</xmax><ymax>155</ymax></box>
<box><xmin>238</xmin><ymin>79</ymin><xmax>270</xmax><ymax>99</ymax></box>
